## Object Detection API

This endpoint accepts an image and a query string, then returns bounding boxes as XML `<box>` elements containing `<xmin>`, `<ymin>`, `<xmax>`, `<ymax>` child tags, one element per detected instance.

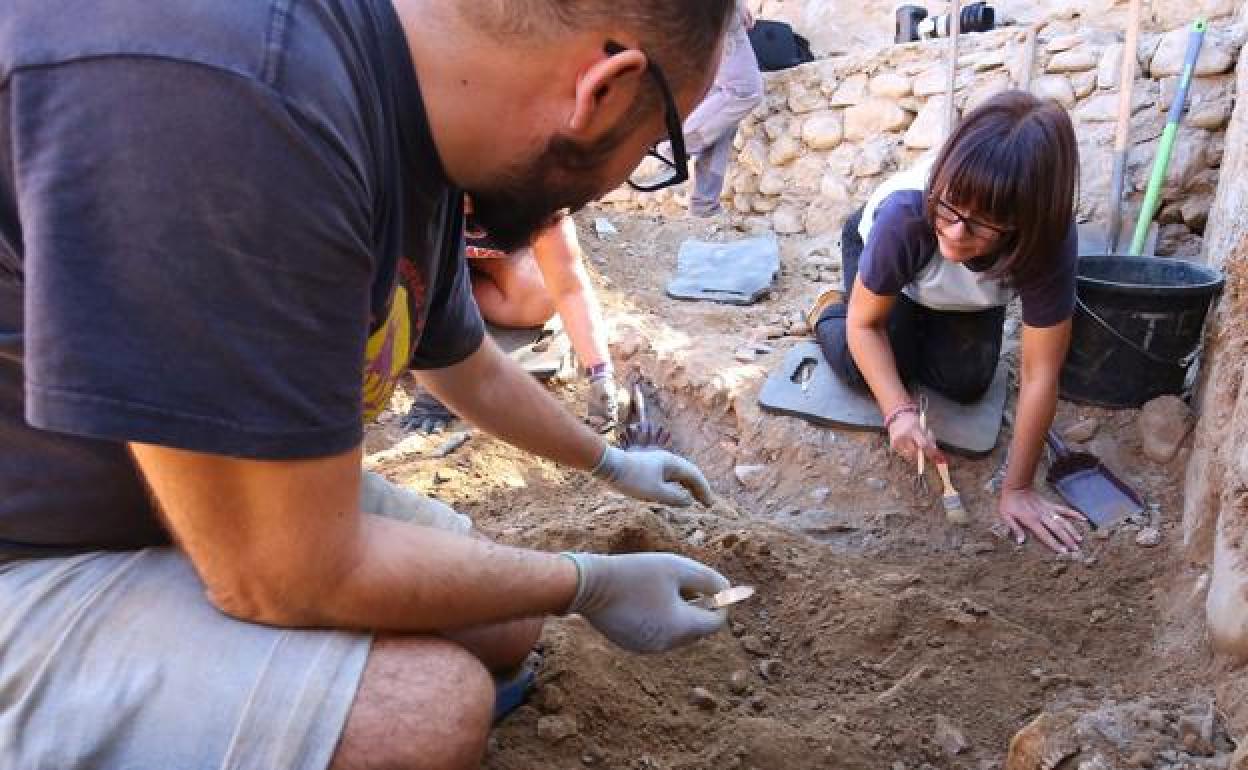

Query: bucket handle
<box><xmin>1074</xmin><ymin>296</ymin><xmax>1200</xmax><ymax>369</ymax></box>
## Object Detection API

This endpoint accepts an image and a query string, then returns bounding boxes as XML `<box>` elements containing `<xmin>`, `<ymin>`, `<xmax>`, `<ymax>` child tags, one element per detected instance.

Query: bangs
<box><xmin>937</xmin><ymin>138</ymin><xmax>1027</xmax><ymax>228</ymax></box>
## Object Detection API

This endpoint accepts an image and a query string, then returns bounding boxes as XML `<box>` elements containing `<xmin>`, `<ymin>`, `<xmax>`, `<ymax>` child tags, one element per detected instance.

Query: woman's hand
<box><xmin>998</xmin><ymin>486</ymin><xmax>1085</xmax><ymax>553</ymax></box>
<box><xmin>887</xmin><ymin>409</ymin><xmax>939</xmax><ymax>464</ymax></box>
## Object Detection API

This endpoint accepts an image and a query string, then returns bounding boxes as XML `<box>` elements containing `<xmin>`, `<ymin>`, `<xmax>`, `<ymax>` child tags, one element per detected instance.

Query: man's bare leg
<box><xmin>471</xmin><ymin>253</ymin><xmax>555</xmax><ymax>329</ymax></box>
<box><xmin>329</xmin><ymin>636</ymin><xmax>495</xmax><ymax>770</ymax></box>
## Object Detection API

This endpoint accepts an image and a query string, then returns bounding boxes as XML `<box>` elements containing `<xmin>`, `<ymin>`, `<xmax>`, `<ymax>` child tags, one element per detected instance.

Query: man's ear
<box><xmin>566</xmin><ymin>46</ymin><xmax>647</xmax><ymax>137</ymax></box>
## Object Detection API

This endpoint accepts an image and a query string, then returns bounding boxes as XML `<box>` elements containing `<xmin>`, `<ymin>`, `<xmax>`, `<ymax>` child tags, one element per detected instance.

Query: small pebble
<box><xmin>733</xmin><ymin>348</ymin><xmax>757</xmax><ymax>363</ymax></box>
<box><xmin>729</xmin><ymin>670</ymin><xmax>751</xmax><ymax>695</ymax></box>
<box><xmin>747</xmin><ymin>694</ymin><xmax>766</xmax><ymax>712</ymax></box>
<box><xmin>1090</xmin><ymin>608</ymin><xmax>1109</xmax><ymax>624</ymax></box>
<box><xmin>866</xmin><ymin>478</ymin><xmax>888</xmax><ymax>491</ymax></box>
<box><xmin>1135</xmin><ymin>527</ymin><xmax>1162</xmax><ymax>547</ymax></box>
<box><xmin>759</xmin><ymin>659</ymin><xmax>783</xmax><ymax>680</ymax></box>
<box><xmin>536</xmin><ymin>714</ymin><xmax>578</xmax><ymax>744</ymax></box>
<box><xmin>741</xmin><ymin>635</ymin><xmax>770</xmax><ymax>656</ymax></box>
<box><xmin>689</xmin><ymin>686</ymin><xmax>718</xmax><ymax>711</ymax></box>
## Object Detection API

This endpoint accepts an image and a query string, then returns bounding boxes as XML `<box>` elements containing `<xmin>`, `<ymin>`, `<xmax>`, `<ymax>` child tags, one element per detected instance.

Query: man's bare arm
<box><xmin>417</xmin><ymin>337</ymin><xmax>607</xmax><ymax>470</ymax></box>
<box><xmin>130</xmin><ymin>442</ymin><xmax>578</xmax><ymax>629</ymax></box>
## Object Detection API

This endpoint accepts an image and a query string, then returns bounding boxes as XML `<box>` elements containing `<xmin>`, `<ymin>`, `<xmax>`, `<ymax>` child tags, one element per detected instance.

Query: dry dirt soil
<box><xmin>365</xmin><ymin>211</ymin><xmax>1236</xmax><ymax>770</ymax></box>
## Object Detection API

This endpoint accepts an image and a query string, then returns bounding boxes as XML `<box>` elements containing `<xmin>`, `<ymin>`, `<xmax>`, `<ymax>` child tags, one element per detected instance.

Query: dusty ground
<box><xmin>366</xmin><ymin>211</ymin><xmax>1235</xmax><ymax>770</ymax></box>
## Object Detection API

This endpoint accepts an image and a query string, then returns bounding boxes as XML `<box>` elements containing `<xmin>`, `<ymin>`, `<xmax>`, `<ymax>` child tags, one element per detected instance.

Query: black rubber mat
<box><xmin>758</xmin><ymin>342</ymin><xmax>1006</xmax><ymax>457</ymax></box>
<box><xmin>666</xmin><ymin>235</ymin><xmax>780</xmax><ymax>306</ymax></box>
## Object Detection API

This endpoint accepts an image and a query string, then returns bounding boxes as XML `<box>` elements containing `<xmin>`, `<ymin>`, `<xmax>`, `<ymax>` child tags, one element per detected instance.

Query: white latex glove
<box><xmin>591</xmin><ymin>446</ymin><xmax>713</xmax><ymax>507</ymax></box>
<box><xmin>562</xmin><ymin>552</ymin><xmax>730</xmax><ymax>653</ymax></box>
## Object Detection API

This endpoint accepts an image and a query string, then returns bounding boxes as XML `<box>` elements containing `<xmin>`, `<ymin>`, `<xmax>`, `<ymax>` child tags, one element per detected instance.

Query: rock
<box><xmin>934</xmin><ymin>715</ymin><xmax>970</xmax><ymax>756</ymax></box>
<box><xmin>758</xmin><ymin>324</ymin><xmax>787</xmax><ymax>339</ymax></box>
<box><xmin>734</xmin><ymin>348</ymin><xmax>757</xmax><ymax>363</ymax></box>
<box><xmin>762</xmin><ymin>114</ymin><xmax>789</xmax><ymax>142</ymax></box>
<box><xmin>913</xmin><ymin>66</ymin><xmax>949</xmax><ymax>97</ymax></box>
<box><xmin>962</xmin><ymin>72</ymin><xmax>1011</xmax><ymax>113</ymax></box>
<box><xmin>768</xmin><ymin>134</ymin><xmax>801</xmax><ymax>166</ymax></box>
<box><xmin>820</xmin><ymin>173</ymin><xmax>851</xmax><ymax>203</ymax></box>
<box><xmin>1064</xmin><ymin>417</ymin><xmax>1101</xmax><ymax>443</ymax></box>
<box><xmin>809</xmin><ymin>486</ymin><xmax>831</xmax><ymax>504</ymax></box>
<box><xmin>734</xmin><ymin>464</ymin><xmax>767</xmax><ymax>487</ymax></box>
<box><xmin>904</xmin><ymin>96</ymin><xmax>950</xmax><ymax>150</ymax></box>
<box><xmin>866</xmin><ymin>478</ymin><xmax>887</xmax><ymax>491</ymax></box>
<box><xmin>1032</xmin><ymin>75</ymin><xmax>1077</xmax><ymax>108</ymax></box>
<box><xmin>852</xmin><ymin>140</ymin><xmax>892</xmax><ymax>177</ymax></box>
<box><xmin>829</xmin><ymin>73</ymin><xmax>868</xmax><ymax>107</ymax></box>
<box><xmin>1159</xmin><ymin>75</ymin><xmax>1234</xmax><ymax>131</ymax></box>
<box><xmin>1046</xmin><ymin>33</ymin><xmax>1084</xmax><ymax>54</ymax></box>
<box><xmin>788</xmin><ymin>320</ymin><xmax>811</xmax><ymax>337</ymax></box>
<box><xmin>1090</xmin><ymin>608</ymin><xmax>1109</xmax><ymax>624</ymax></box>
<box><xmin>758</xmin><ymin>168</ymin><xmax>787</xmax><ymax>196</ymax></box>
<box><xmin>844</xmin><ymin>99</ymin><xmax>911</xmax><ymax>140</ymax></box>
<box><xmin>1047</xmin><ymin>49</ymin><xmax>1098</xmax><ymax>74</ymax></box>
<box><xmin>732</xmin><ymin>194</ymin><xmax>754</xmax><ymax>214</ymax></box>
<box><xmin>971</xmin><ymin>49</ymin><xmax>1006</xmax><ymax>73</ymax></box>
<box><xmin>804</xmin><ymin>200</ymin><xmax>845</xmax><ymax>236</ymax></box>
<box><xmin>772</xmin><ymin>204</ymin><xmax>805</xmax><ymax>234</ymax></box>
<box><xmin>536</xmin><ymin>683</ymin><xmax>568</xmax><ymax>713</ymax></box>
<box><xmin>1135</xmin><ymin>527</ymin><xmax>1162</xmax><ymax>548</ymax></box>
<box><xmin>1181</xmin><ymin>194</ymin><xmax>1214</xmax><ymax>232</ymax></box>
<box><xmin>759</xmin><ymin>659</ymin><xmax>783</xmax><ymax>680</ymax></box>
<box><xmin>739</xmin><ymin>139</ymin><xmax>768</xmax><ymax>176</ymax></box>
<box><xmin>800</xmin><ymin>111</ymin><xmax>844</xmax><ymax>150</ymax></box>
<box><xmin>689</xmin><ymin>686</ymin><xmax>718</xmax><ymax>711</ymax></box>
<box><xmin>1138</xmin><ymin>395</ymin><xmax>1194</xmax><ymax>463</ymax></box>
<box><xmin>537</xmin><ymin>714</ymin><xmax>579</xmax><ymax>744</ymax></box>
<box><xmin>740</xmin><ymin>634</ymin><xmax>770</xmax><ymax>656</ymax></box>
<box><xmin>1150</xmin><ymin>26</ymin><xmax>1236</xmax><ymax>77</ymax></box>
<box><xmin>1071</xmin><ymin>71</ymin><xmax>1097</xmax><ymax>99</ymax></box>
<box><xmin>729</xmin><ymin>670</ymin><xmax>752</xmax><ymax>696</ymax></box>
<box><xmin>1124</xmin><ymin>749</ymin><xmax>1154</xmax><ymax>767</ymax></box>
<box><xmin>870</xmin><ymin>73</ymin><xmax>912</xmax><ymax>99</ymax></box>
<box><xmin>1097</xmin><ymin>43</ymin><xmax>1124</xmax><ymax>90</ymax></box>
<box><xmin>747</xmin><ymin>694</ymin><xmax>767</xmax><ymax>713</ymax></box>
<box><xmin>791</xmin><ymin>153</ymin><xmax>826</xmax><ymax>192</ymax></box>
<box><xmin>788</xmin><ymin>80</ymin><xmax>827</xmax><ymax>114</ymax></box>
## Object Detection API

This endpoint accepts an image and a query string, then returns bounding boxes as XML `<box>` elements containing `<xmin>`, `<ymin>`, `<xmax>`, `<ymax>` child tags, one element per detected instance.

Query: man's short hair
<box><xmin>466</xmin><ymin>1</ymin><xmax>735</xmax><ymax>92</ymax></box>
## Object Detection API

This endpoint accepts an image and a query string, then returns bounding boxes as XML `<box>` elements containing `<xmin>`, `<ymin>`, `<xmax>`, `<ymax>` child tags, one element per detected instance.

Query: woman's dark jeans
<box><xmin>814</xmin><ymin>207</ymin><xmax>1005</xmax><ymax>404</ymax></box>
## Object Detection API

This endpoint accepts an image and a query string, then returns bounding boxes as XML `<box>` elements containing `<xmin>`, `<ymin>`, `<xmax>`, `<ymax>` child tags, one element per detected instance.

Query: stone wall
<box><xmin>598</xmin><ymin>10</ymin><xmax>1245</xmax><ymax>261</ymax></box>
<box><xmin>755</xmin><ymin>0</ymin><xmax>1243</xmax><ymax>57</ymax></box>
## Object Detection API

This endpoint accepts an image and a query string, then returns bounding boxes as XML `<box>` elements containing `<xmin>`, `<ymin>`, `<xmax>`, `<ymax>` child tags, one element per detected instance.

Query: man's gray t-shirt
<box><xmin>0</xmin><ymin>0</ymin><xmax>484</xmax><ymax>551</ymax></box>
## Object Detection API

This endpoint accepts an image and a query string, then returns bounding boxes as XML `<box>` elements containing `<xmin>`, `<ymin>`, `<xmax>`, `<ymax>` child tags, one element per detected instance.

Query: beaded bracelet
<box><xmin>883</xmin><ymin>402</ymin><xmax>919</xmax><ymax>430</ymax></box>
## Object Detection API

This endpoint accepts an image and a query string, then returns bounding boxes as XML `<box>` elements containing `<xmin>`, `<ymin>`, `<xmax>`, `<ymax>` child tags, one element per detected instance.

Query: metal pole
<box><xmin>1019</xmin><ymin>25</ymin><xmax>1038</xmax><ymax>92</ymax></box>
<box><xmin>946</xmin><ymin>0</ymin><xmax>962</xmax><ymax>137</ymax></box>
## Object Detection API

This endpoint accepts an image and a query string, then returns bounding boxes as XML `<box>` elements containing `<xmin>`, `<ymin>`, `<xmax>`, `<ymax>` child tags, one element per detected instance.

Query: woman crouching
<box><xmin>814</xmin><ymin>89</ymin><xmax>1086</xmax><ymax>553</ymax></box>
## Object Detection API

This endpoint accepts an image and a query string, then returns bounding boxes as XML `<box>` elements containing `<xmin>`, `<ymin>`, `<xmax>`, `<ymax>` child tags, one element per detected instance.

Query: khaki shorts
<box><xmin>0</xmin><ymin>474</ymin><xmax>471</xmax><ymax>770</ymax></box>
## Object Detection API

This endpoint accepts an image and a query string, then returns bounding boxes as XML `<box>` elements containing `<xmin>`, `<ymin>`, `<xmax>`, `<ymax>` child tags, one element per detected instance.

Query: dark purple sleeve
<box><xmin>858</xmin><ymin>191</ymin><xmax>936</xmax><ymax>296</ymax></box>
<box><xmin>1019</xmin><ymin>221</ymin><xmax>1078</xmax><ymax>328</ymax></box>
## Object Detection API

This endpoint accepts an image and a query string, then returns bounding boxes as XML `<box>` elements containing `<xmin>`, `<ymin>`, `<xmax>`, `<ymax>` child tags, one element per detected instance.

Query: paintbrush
<box><xmin>934</xmin><ymin>453</ymin><xmax>969</xmax><ymax>525</ymax></box>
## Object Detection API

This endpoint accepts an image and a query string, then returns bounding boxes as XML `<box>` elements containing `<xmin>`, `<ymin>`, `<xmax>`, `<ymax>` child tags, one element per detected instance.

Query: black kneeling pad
<box><xmin>758</xmin><ymin>342</ymin><xmax>1007</xmax><ymax>457</ymax></box>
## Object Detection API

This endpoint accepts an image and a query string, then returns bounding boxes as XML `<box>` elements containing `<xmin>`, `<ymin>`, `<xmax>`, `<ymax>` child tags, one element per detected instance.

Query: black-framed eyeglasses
<box><xmin>930</xmin><ymin>197</ymin><xmax>1015</xmax><ymax>241</ymax></box>
<box><xmin>603</xmin><ymin>41</ymin><xmax>690</xmax><ymax>193</ymax></box>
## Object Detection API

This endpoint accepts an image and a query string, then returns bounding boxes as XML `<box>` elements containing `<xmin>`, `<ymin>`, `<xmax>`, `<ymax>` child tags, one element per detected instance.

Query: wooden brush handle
<box><xmin>936</xmin><ymin>462</ymin><xmax>957</xmax><ymax>495</ymax></box>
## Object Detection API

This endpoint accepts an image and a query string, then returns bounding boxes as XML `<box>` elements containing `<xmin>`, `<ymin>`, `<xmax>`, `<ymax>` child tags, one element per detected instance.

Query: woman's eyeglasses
<box><xmin>931</xmin><ymin>197</ymin><xmax>1014</xmax><ymax>240</ymax></box>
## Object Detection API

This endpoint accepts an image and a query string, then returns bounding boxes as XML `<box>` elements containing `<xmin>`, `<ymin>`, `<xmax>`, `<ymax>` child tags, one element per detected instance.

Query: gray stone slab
<box><xmin>666</xmin><ymin>235</ymin><xmax>780</xmax><ymax>306</ymax></box>
<box><xmin>487</xmin><ymin>322</ymin><xmax>567</xmax><ymax>380</ymax></box>
<box><xmin>758</xmin><ymin>342</ymin><xmax>1006</xmax><ymax>457</ymax></box>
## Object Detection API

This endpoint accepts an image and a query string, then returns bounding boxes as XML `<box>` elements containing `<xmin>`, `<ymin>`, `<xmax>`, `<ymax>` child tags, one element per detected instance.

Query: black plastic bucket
<box><xmin>1059</xmin><ymin>255</ymin><xmax>1224</xmax><ymax>408</ymax></box>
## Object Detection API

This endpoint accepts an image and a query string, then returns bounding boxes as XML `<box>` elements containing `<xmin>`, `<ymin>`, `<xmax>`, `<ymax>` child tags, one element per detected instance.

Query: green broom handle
<box><xmin>1130</xmin><ymin>18</ymin><xmax>1207</xmax><ymax>256</ymax></box>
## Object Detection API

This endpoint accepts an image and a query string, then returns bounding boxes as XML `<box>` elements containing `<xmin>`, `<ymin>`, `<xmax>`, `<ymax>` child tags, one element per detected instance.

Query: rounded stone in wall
<box><xmin>1150</xmin><ymin>26</ymin><xmax>1236</xmax><ymax>78</ymax></box>
<box><xmin>800</xmin><ymin>111</ymin><xmax>844</xmax><ymax>150</ymax></box>
<box><xmin>869</xmin><ymin>73</ymin><xmax>912</xmax><ymax>100</ymax></box>
<box><xmin>753</xmin><ymin>195</ymin><xmax>779</xmax><ymax>214</ymax></box>
<box><xmin>904</xmin><ymin>96</ymin><xmax>951</xmax><ymax>150</ymax></box>
<box><xmin>739</xmin><ymin>139</ymin><xmax>769</xmax><ymax>176</ymax></box>
<box><xmin>769</xmin><ymin>135</ymin><xmax>802</xmax><ymax>167</ymax></box>
<box><xmin>829</xmin><ymin>74</ymin><xmax>869</xmax><ymax>107</ymax></box>
<box><xmin>804</xmin><ymin>199</ymin><xmax>847</xmax><ymax>236</ymax></box>
<box><xmin>733</xmin><ymin>194</ymin><xmax>755</xmax><ymax>214</ymax></box>
<box><xmin>772</xmin><ymin>203</ymin><xmax>805</xmax><ymax>235</ymax></box>
<box><xmin>791</xmin><ymin>155</ymin><xmax>827</xmax><ymax>193</ymax></box>
<box><xmin>1071</xmin><ymin>71</ymin><xmax>1097</xmax><ymax>100</ymax></box>
<box><xmin>1047</xmin><ymin>49</ymin><xmax>1098</xmax><ymax>74</ymax></box>
<box><xmin>844</xmin><ymin>98</ymin><xmax>912</xmax><ymax>141</ymax></box>
<box><xmin>820</xmin><ymin>173</ymin><xmax>851</xmax><ymax>203</ymax></box>
<box><xmin>1032</xmin><ymin>75</ymin><xmax>1077</xmax><ymax>108</ymax></box>
<box><xmin>758</xmin><ymin>168</ymin><xmax>788</xmax><ymax>197</ymax></box>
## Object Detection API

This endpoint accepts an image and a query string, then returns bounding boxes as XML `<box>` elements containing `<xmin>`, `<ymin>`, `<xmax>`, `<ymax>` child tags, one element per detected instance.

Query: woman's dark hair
<box><xmin>925</xmin><ymin>89</ymin><xmax>1078</xmax><ymax>288</ymax></box>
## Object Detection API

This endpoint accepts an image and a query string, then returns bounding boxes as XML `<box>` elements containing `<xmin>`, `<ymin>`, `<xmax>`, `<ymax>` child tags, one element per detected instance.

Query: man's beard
<box><xmin>467</xmin><ymin>106</ymin><xmax>644</xmax><ymax>253</ymax></box>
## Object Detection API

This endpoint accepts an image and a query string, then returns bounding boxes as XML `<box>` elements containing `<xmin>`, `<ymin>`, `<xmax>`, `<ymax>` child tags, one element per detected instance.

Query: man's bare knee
<box><xmin>330</xmin><ymin>636</ymin><xmax>493</xmax><ymax>770</ymax></box>
<box><xmin>446</xmin><ymin>615</ymin><xmax>544</xmax><ymax>674</ymax></box>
